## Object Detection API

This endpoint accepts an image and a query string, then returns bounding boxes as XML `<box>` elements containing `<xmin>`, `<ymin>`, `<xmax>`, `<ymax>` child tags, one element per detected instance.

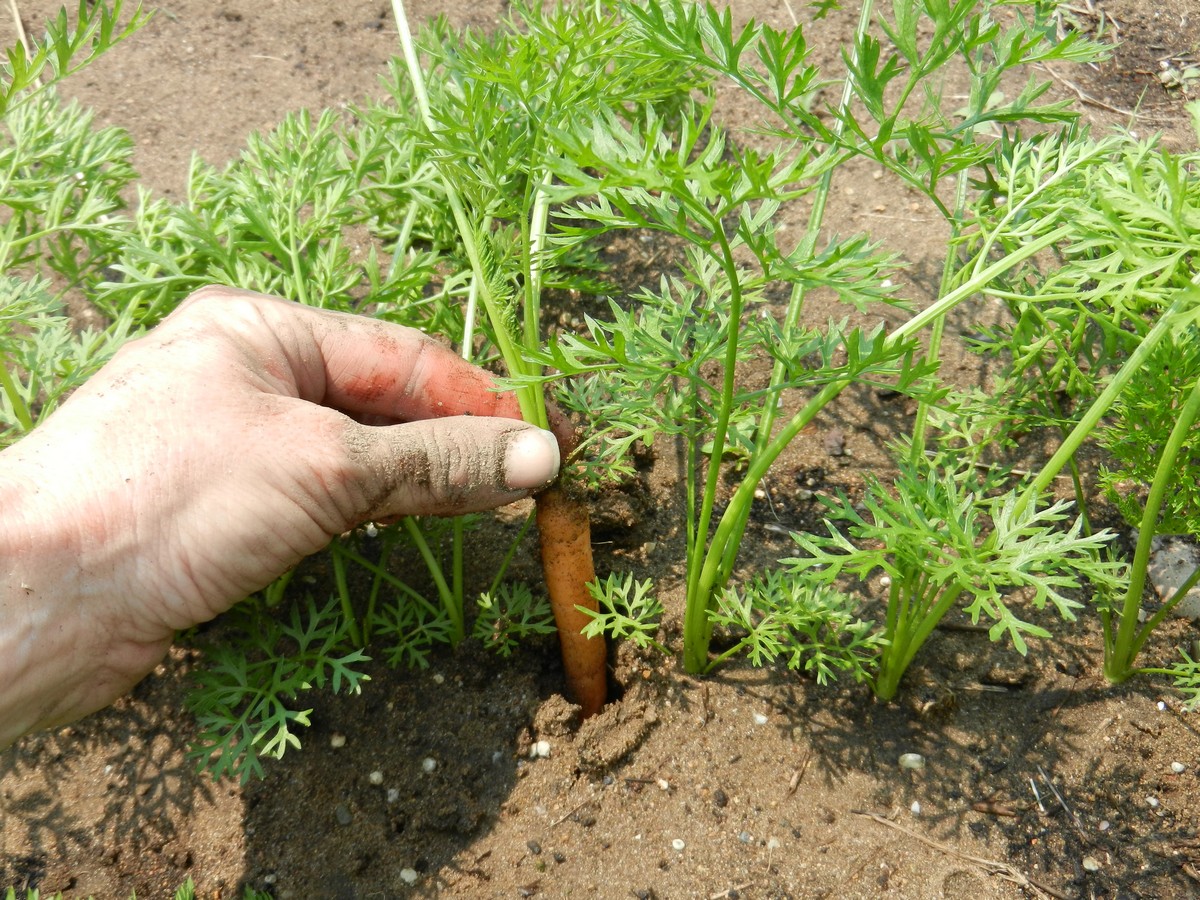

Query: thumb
<box><xmin>344</xmin><ymin>416</ymin><xmax>561</xmax><ymax>519</ymax></box>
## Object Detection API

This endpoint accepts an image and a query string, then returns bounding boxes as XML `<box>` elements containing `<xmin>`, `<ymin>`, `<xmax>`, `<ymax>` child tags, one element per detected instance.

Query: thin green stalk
<box><xmin>1104</xmin><ymin>374</ymin><xmax>1200</xmax><ymax>682</ymax></box>
<box><xmin>682</xmin><ymin>228</ymin><xmax>750</xmax><ymax>654</ymax></box>
<box><xmin>1132</xmin><ymin>563</ymin><xmax>1200</xmax><ymax>658</ymax></box>
<box><xmin>683</xmin><ymin>215</ymin><xmax>1087</xmax><ymax>673</ymax></box>
<box><xmin>389</xmin><ymin>0</ymin><xmax>544</xmax><ymax>428</ymax></box>
<box><xmin>401</xmin><ymin>516</ymin><xmax>463</xmax><ymax>642</ymax></box>
<box><xmin>875</xmin><ymin>582</ymin><xmax>964</xmax><ymax>700</ymax></box>
<box><xmin>486</xmin><ymin>509</ymin><xmax>537</xmax><ymax>597</ymax></box>
<box><xmin>909</xmin><ymin>166</ymin><xmax>972</xmax><ymax>461</ymax></box>
<box><xmin>330</xmin><ymin>540</ymin><xmax>363</xmax><ymax>647</ymax></box>
<box><xmin>1015</xmin><ymin>294</ymin><xmax>1191</xmax><ymax>516</ymax></box>
<box><xmin>524</xmin><ymin>170</ymin><xmax>553</xmax><ymax>350</ymax></box>
<box><xmin>335</xmin><ymin>543</ymin><xmax>445</xmax><ymax>617</ymax></box>
<box><xmin>712</xmin><ymin>0</ymin><xmax>877</xmax><ymax>591</ymax></box>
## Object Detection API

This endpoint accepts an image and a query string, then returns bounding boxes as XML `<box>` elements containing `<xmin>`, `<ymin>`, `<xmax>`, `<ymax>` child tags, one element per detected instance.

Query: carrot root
<box><xmin>536</xmin><ymin>484</ymin><xmax>607</xmax><ymax>718</ymax></box>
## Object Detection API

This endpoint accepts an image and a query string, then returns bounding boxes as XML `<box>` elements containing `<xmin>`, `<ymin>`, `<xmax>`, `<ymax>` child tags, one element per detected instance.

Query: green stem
<box><xmin>875</xmin><ymin>582</ymin><xmax>964</xmax><ymax>701</ymax></box>
<box><xmin>330</xmin><ymin>540</ymin><xmax>363</xmax><ymax>647</ymax></box>
<box><xmin>1015</xmin><ymin>293</ymin><xmax>1191</xmax><ymax>517</ymax></box>
<box><xmin>1105</xmin><ymin>374</ymin><xmax>1200</xmax><ymax>682</ymax></box>
<box><xmin>712</xmin><ymin>0</ymin><xmax>877</xmax><ymax>594</ymax></box>
<box><xmin>389</xmin><ymin>0</ymin><xmax>544</xmax><ymax>427</ymax></box>
<box><xmin>336</xmin><ymin>544</ymin><xmax>445</xmax><ymax>619</ymax></box>
<box><xmin>487</xmin><ymin>509</ymin><xmax>537</xmax><ymax>598</ymax></box>
<box><xmin>681</xmin><ymin>220</ymin><xmax>1079</xmax><ymax>673</ymax></box>
<box><xmin>909</xmin><ymin>166</ymin><xmax>972</xmax><ymax>461</ymax></box>
<box><xmin>402</xmin><ymin>517</ymin><xmax>463</xmax><ymax>642</ymax></box>
<box><xmin>682</xmin><ymin>229</ymin><xmax>750</xmax><ymax>668</ymax></box>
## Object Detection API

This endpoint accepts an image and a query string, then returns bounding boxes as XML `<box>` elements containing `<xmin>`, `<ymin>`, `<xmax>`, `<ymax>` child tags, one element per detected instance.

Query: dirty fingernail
<box><xmin>504</xmin><ymin>427</ymin><xmax>560</xmax><ymax>490</ymax></box>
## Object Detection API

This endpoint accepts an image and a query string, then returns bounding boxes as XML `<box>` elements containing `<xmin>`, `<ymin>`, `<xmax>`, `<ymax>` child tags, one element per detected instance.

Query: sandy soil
<box><xmin>2</xmin><ymin>1</ymin><xmax>1200</xmax><ymax>898</ymax></box>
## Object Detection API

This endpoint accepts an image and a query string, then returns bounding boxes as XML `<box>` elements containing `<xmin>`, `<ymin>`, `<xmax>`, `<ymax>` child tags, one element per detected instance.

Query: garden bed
<box><xmin>2</xmin><ymin>1</ymin><xmax>1200</xmax><ymax>897</ymax></box>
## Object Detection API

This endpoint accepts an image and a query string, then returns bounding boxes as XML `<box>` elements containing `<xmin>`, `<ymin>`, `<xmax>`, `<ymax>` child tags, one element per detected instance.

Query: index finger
<box><xmin>186</xmin><ymin>287</ymin><xmax>529</xmax><ymax>424</ymax></box>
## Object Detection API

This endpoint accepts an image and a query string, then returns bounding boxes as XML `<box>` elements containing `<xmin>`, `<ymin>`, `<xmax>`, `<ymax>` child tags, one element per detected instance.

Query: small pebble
<box><xmin>334</xmin><ymin>804</ymin><xmax>353</xmax><ymax>826</ymax></box>
<box><xmin>657</xmin><ymin>778</ymin><xmax>670</xmax><ymax>791</ymax></box>
<box><xmin>330</xmin><ymin>733</ymin><xmax>347</xmax><ymax>749</ymax></box>
<box><xmin>399</xmin><ymin>868</ymin><xmax>419</xmax><ymax>885</ymax></box>
<box><xmin>421</xmin><ymin>757</ymin><xmax>438</xmax><ymax>773</ymax></box>
<box><xmin>910</xmin><ymin>801</ymin><xmax>921</xmax><ymax>815</ymax></box>
<box><xmin>432</xmin><ymin>673</ymin><xmax>445</xmax><ymax>685</ymax></box>
<box><xmin>879</xmin><ymin>575</ymin><xmax>892</xmax><ymax>587</ymax></box>
<box><xmin>898</xmin><ymin>753</ymin><xmax>926</xmax><ymax>771</ymax></box>
<box><xmin>1158</xmin><ymin>701</ymin><xmax>1167</xmax><ymax>711</ymax></box>
<box><xmin>737</xmin><ymin>830</ymin><xmax>753</xmax><ymax>844</ymax></box>
<box><xmin>752</xmin><ymin>712</ymin><xmax>769</xmax><ymax>726</ymax></box>
<box><xmin>671</xmin><ymin>838</ymin><xmax>686</xmax><ymax>851</ymax></box>
<box><xmin>1099</xmin><ymin>820</ymin><xmax>1110</xmax><ymax>831</ymax></box>
<box><xmin>532</xmin><ymin>740</ymin><xmax>552</xmax><ymax>759</ymax></box>
<box><xmin>1172</xmin><ymin>761</ymin><xmax>1187</xmax><ymax>774</ymax></box>
<box><xmin>527</xmin><ymin>840</ymin><xmax>543</xmax><ymax>855</ymax></box>
<box><xmin>1082</xmin><ymin>856</ymin><xmax>1101</xmax><ymax>872</ymax></box>
<box><xmin>1147</xmin><ymin>796</ymin><xmax>1160</xmax><ymax>808</ymax></box>
<box><xmin>368</xmin><ymin>770</ymin><xmax>383</xmax><ymax>785</ymax></box>
<box><xmin>386</xmin><ymin>788</ymin><xmax>400</xmax><ymax>804</ymax></box>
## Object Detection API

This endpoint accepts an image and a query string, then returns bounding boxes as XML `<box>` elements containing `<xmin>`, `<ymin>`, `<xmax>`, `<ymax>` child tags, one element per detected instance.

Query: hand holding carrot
<box><xmin>0</xmin><ymin>286</ymin><xmax>560</xmax><ymax>747</ymax></box>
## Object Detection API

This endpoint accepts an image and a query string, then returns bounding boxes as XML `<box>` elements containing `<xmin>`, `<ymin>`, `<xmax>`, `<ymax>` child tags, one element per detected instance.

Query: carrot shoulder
<box><xmin>536</xmin><ymin>483</ymin><xmax>607</xmax><ymax>717</ymax></box>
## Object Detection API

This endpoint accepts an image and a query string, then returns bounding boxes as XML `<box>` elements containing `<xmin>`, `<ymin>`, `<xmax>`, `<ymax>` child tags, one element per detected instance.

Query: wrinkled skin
<box><xmin>0</xmin><ymin>286</ymin><xmax>560</xmax><ymax>746</ymax></box>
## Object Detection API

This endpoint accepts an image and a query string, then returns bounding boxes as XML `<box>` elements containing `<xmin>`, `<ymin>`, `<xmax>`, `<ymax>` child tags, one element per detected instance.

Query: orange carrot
<box><xmin>536</xmin><ymin>482</ymin><xmax>606</xmax><ymax>717</ymax></box>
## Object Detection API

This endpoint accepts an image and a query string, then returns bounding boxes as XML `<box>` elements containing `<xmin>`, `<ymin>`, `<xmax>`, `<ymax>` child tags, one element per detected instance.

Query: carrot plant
<box><xmin>528</xmin><ymin>0</ymin><xmax>1110</xmax><ymax>678</ymax></box>
<box><xmin>0</xmin><ymin>1</ymin><xmax>146</xmax><ymax>439</ymax></box>
<box><xmin>962</xmin><ymin>132</ymin><xmax>1200</xmax><ymax>697</ymax></box>
<box><xmin>381</xmin><ymin>0</ymin><xmax>716</xmax><ymax>714</ymax></box>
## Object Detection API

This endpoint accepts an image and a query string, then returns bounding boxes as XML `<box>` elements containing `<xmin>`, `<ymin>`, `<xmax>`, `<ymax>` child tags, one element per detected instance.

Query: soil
<box><xmin>3</xmin><ymin>1</ymin><xmax>1200</xmax><ymax>898</ymax></box>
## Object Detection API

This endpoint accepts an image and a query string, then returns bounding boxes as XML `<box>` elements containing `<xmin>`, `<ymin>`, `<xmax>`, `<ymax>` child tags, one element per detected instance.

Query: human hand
<box><xmin>0</xmin><ymin>286</ymin><xmax>560</xmax><ymax>745</ymax></box>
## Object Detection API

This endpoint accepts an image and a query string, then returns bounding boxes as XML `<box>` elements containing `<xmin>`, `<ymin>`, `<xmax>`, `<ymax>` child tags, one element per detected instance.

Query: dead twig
<box><xmin>550</xmin><ymin>796</ymin><xmax>592</xmax><ymax>827</ymax></box>
<box><xmin>7</xmin><ymin>0</ymin><xmax>30</xmax><ymax>57</ymax></box>
<box><xmin>1041</xmin><ymin>64</ymin><xmax>1179</xmax><ymax>123</ymax></box>
<box><xmin>852</xmin><ymin>809</ymin><xmax>1068</xmax><ymax>900</ymax></box>
<box><xmin>787</xmin><ymin>747</ymin><xmax>813</xmax><ymax>796</ymax></box>
<box><xmin>1037</xmin><ymin>765</ymin><xmax>1086</xmax><ymax>835</ymax></box>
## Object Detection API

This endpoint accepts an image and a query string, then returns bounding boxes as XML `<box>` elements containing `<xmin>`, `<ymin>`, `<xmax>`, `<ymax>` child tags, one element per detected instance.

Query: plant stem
<box><xmin>681</xmin><ymin>227</ymin><xmax>756</xmax><ymax>671</ymax></box>
<box><xmin>1015</xmin><ymin>291</ymin><xmax>1194</xmax><ymax>517</ymax></box>
<box><xmin>389</xmin><ymin>0</ymin><xmax>544</xmax><ymax>427</ymax></box>
<box><xmin>402</xmin><ymin>517</ymin><xmax>463</xmax><ymax>643</ymax></box>
<box><xmin>330</xmin><ymin>540</ymin><xmax>363</xmax><ymax>647</ymax></box>
<box><xmin>711</xmin><ymin>0</ymin><xmax>876</xmax><ymax>594</ymax></box>
<box><xmin>680</xmin><ymin>218</ymin><xmax>1078</xmax><ymax>673</ymax></box>
<box><xmin>1104</xmin><ymin>373</ymin><xmax>1200</xmax><ymax>682</ymax></box>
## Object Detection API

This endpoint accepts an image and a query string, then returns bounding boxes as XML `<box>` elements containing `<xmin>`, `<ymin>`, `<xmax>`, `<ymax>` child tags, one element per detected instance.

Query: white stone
<box><xmin>421</xmin><ymin>757</ymin><xmax>437</xmax><ymax>773</ymax></box>
<box><xmin>399</xmin><ymin>868</ymin><xmax>419</xmax><ymax>885</ymax></box>
<box><xmin>898</xmin><ymin>753</ymin><xmax>926</xmax><ymax>770</ymax></box>
<box><xmin>1147</xmin><ymin>536</ymin><xmax>1200</xmax><ymax>619</ymax></box>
